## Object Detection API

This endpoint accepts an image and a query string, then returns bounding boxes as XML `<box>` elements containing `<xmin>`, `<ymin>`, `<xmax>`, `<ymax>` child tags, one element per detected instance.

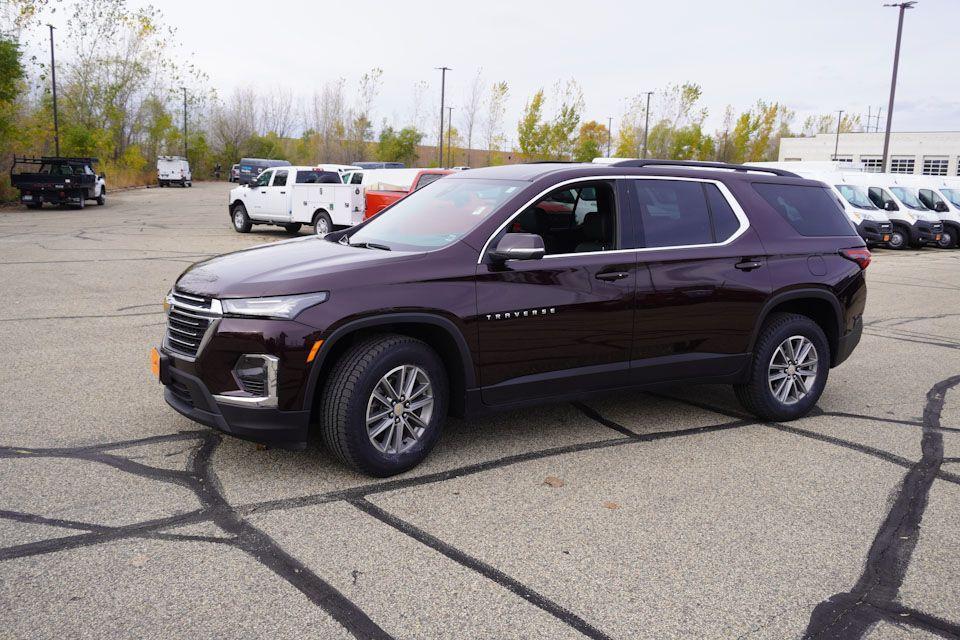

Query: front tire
<box><xmin>319</xmin><ymin>335</ymin><xmax>448</xmax><ymax>477</ymax></box>
<box><xmin>734</xmin><ymin>313</ymin><xmax>829</xmax><ymax>422</ymax></box>
<box><xmin>937</xmin><ymin>226</ymin><xmax>957</xmax><ymax>249</ymax></box>
<box><xmin>97</xmin><ymin>188</ymin><xmax>105</xmax><ymax>206</ymax></box>
<box><xmin>231</xmin><ymin>202</ymin><xmax>252</xmax><ymax>233</ymax></box>
<box><xmin>887</xmin><ymin>225</ymin><xmax>907</xmax><ymax>250</ymax></box>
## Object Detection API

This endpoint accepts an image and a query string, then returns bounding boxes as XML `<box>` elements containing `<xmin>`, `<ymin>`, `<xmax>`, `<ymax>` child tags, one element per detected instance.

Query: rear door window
<box><xmin>272</xmin><ymin>170</ymin><xmax>288</xmax><ymax>187</ymax></box>
<box><xmin>753</xmin><ymin>183</ymin><xmax>856</xmax><ymax>236</ymax></box>
<box><xmin>630</xmin><ymin>180</ymin><xmax>713</xmax><ymax>248</ymax></box>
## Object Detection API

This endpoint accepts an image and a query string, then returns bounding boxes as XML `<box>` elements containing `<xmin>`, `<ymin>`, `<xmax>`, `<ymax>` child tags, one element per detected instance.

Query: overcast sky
<box><xmin>35</xmin><ymin>0</ymin><xmax>960</xmax><ymax>144</ymax></box>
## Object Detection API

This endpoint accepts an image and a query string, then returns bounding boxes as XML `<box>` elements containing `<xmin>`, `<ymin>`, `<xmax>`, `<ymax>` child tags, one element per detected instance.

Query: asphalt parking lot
<box><xmin>1</xmin><ymin>181</ymin><xmax>958</xmax><ymax>640</ymax></box>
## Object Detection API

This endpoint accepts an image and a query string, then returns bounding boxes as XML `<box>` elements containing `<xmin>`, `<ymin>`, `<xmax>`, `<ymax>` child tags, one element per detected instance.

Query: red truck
<box><xmin>357</xmin><ymin>168</ymin><xmax>454</xmax><ymax>219</ymax></box>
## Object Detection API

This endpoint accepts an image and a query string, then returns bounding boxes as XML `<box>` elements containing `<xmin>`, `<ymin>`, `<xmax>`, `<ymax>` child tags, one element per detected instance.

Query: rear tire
<box><xmin>283</xmin><ymin>222</ymin><xmax>302</xmax><ymax>234</ymax></box>
<box><xmin>319</xmin><ymin>334</ymin><xmax>448</xmax><ymax>477</ymax></box>
<box><xmin>734</xmin><ymin>312</ymin><xmax>829</xmax><ymax>422</ymax></box>
<box><xmin>313</xmin><ymin>211</ymin><xmax>333</xmax><ymax>237</ymax></box>
<box><xmin>231</xmin><ymin>202</ymin><xmax>252</xmax><ymax>233</ymax></box>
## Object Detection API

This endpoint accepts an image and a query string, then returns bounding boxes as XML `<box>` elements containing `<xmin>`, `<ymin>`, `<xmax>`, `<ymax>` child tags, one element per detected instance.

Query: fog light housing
<box><xmin>214</xmin><ymin>354</ymin><xmax>279</xmax><ymax>408</ymax></box>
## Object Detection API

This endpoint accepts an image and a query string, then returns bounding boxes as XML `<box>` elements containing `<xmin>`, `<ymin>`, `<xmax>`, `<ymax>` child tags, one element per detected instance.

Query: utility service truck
<box><xmin>228</xmin><ymin>165</ymin><xmax>364</xmax><ymax>236</ymax></box>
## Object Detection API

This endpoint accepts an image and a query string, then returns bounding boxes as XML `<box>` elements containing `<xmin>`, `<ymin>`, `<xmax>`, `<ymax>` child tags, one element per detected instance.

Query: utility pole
<box><xmin>881</xmin><ymin>2</ymin><xmax>916</xmax><ymax>173</ymax></box>
<box><xmin>435</xmin><ymin>66</ymin><xmax>451</xmax><ymax>167</ymax></box>
<box><xmin>446</xmin><ymin>106</ymin><xmax>453</xmax><ymax>168</ymax></box>
<box><xmin>182</xmin><ymin>87</ymin><xmax>188</xmax><ymax>160</ymax></box>
<box><xmin>833</xmin><ymin>110</ymin><xmax>844</xmax><ymax>160</ymax></box>
<box><xmin>875</xmin><ymin>107</ymin><xmax>884</xmax><ymax>132</ymax></box>
<box><xmin>606</xmin><ymin>116</ymin><xmax>613</xmax><ymax>157</ymax></box>
<box><xmin>47</xmin><ymin>25</ymin><xmax>60</xmax><ymax>156</ymax></box>
<box><xmin>641</xmin><ymin>91</ymin><xmax>653</xmax><ymax>159</ymax></box>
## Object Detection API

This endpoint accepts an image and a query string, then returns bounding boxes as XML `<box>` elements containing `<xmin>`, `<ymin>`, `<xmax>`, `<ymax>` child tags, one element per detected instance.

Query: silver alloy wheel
<box><xmin>938</xmin><ymin>230</ymin><xmax>953</xmax><ymax>248</ymax></box>
<box><xmin>365</xmin><ymin>365</ymin><xmax>434</xmax><ymax>454</ymax></box>
<box><xmin>234</xmin><ymin>209</ymin><xmax>245</xmax><ymax>229</ymax></box>
<box><xmin>315</xmin><ymin>217</ymin><xmax>330</xmax><ymax>236</ymax></box>
<box><xmin>768</xmin><ymin>335</ymin><xmax>818</xmax><ymax>406</ymax></box>
<box><xmin>889</xmin><ymin>230</ymin><xmax>905</xmax><ymax>249</ymax></box>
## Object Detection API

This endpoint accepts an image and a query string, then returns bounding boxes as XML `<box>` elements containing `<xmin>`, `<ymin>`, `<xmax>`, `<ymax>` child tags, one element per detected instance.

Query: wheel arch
<box><xmin>749</xmin><ymin>288</ymin><xmax>843</xmax><ymax>367</ymax></box>
<box><xmin>303</xmin><ymin>313</ymin><xmax>475</xmax><ymax>419</ymax></box>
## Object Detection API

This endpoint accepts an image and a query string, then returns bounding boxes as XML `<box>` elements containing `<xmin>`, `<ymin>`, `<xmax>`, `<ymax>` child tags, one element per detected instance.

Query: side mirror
<box><xmin>99</xmin><ymin>172</ymin><xmax>106</xmax><ymax>179</ymax></box>
<box><xmin>935</xmin><ymin>201</ymin><xmax>949</xmax><ymax>213</ymax></box>
<box><xmin>885</xmin><ymin>201</ymin><xmax>898</xmax><ymax>212</ymax></box>
<box><xmin>490</xmin><ymin>233</ymin><xmax>545</xmax><ymax>262</ymax></box>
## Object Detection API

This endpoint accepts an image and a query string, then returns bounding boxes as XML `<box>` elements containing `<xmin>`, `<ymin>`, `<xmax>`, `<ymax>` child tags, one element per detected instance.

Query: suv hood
<box><xmin>176</xmin><ymin>236</ymin><xmax>422</xmax><ymax>298</ymax></box>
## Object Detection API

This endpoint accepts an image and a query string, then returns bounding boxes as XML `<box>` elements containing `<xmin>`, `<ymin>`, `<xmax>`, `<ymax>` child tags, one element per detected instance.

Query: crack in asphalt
<box><xmin>801</xmin><ymin>375</ymin><xmax>960</xmax><ymax>640</ymax></box>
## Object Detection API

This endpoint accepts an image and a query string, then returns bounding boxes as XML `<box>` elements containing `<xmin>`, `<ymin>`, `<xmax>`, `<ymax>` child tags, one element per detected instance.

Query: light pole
<box><xmin>435</xmin><ymin>66</ymin><xmax>451</xmax><ymax>167</ymax></box>
<box><xmin>881</xmin><ymin>2</ymin><xmax>916</xmax><ymax>173</ymax></box>
<box><xmin>606</xmin><ymin>116</ymin><xmax>613</xmax><ymax>157</ymax></box>
<box><xmin>47</xmin><ymin>25</ymin><xmax>60</xmax><ymax>156</ymax></box>
<box><xmin>641</xmin><ymin>91</ymin><xmax>653</xmax><ymax>159</ymax></box>
<box><xmin>446</xmin><ymin>106</ymin><xmax>453</xmax><ymax>168</ymax></box>
<box><xmin>833</xmin><ymin>110</ymin><xmax>844</xmax><ymax>160</ymax></box>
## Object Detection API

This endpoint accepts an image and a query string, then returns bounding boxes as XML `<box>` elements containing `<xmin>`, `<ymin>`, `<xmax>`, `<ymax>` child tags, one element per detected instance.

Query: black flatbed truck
<box><xmin>10</xmin><ymin>156</ymin><xmax>106</xmax><ymax>209</ymax></box>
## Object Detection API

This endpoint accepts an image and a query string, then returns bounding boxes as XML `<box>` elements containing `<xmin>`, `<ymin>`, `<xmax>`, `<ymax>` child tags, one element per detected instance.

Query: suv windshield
<box><xmin>347</xmin><ymin>178</ymin><xmax>524</xmax><ymax>251</ymax></box>
<box><xmin>889</xmin><ymin>187</ymin><xmax>928</xmax><ymax>210</ymax></box>
<box><xmin>835</xmin><ymin>184</ymin><xmax>877</xmax><ymax>210</ymax></box>
<box><xmin>940</xmin><ymin>188</ymin><xmax>960</xmax><ymax>208</ymax></box>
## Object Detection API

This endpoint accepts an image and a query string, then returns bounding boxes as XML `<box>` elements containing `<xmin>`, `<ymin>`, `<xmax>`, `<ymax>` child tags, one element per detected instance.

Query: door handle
<box><xmin>279</xmin><ymin>191</ymin><xmax>286</xmax><ymax>194</ymax></box>
<box><xmin>735</xmin><ymin>260</ymin><xmax>763</xmax><ymax>271</ymax></box>
<box><xmin>259</xmin><ymin>190</ymin><xmax>266</xmax><ymax>194</ymax></box>
<box><xmin>595</xmin><ymin>271</ymin><xmax>630</xmax><ymax>281</ymax></box>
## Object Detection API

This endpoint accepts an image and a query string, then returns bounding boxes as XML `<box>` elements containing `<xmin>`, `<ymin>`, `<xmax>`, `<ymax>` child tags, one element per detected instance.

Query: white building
<box><xmin>778</xmin><ymin>131</ymin><xmax>960</xmax><ymax>176</ymax></box>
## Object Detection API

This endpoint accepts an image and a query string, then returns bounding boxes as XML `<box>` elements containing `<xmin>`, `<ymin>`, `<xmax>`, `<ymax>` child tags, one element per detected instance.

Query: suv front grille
<box><xmin>165</xmin><ymin>290</ymin><xmax>221</xmax><ymax>358</ymax></box>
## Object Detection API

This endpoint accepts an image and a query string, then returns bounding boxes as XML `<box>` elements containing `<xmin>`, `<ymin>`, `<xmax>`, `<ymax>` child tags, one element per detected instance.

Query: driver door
<box><xmin>476</xmin><ymin>180</ymin><xmax>638</xmax><ymax>405</ymax></box>
<box><xmin>247</xmin><ymin>170</ymin><xmax>273</xmax><ymax>218</ymax></box>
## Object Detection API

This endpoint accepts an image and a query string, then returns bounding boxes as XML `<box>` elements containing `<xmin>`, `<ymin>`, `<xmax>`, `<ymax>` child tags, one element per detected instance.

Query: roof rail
<box><xmin>609</xmin><ymin>159</ymin><xmax>799</xmax><ymax>177</ymax></box>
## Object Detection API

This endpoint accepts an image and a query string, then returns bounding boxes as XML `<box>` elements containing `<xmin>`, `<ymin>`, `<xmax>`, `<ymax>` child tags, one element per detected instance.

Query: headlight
<box><xmin>903</xmin><ymin>212</ymin><xmax>916</xmax><ymax>223</ymax></box>
<box><xmin>850</xmin><ymin>211</ymin><xmax>863</xmax><ymax>224</ymax></box>
<box><xmin>221</xmin><ymin>292</ymin><xmax>329</xmax><ymax>319</ymax></box>
<box><xmin>163</xmin><ymin>289</ymin><xmax>173</xmax><ymax>313</ymax></box>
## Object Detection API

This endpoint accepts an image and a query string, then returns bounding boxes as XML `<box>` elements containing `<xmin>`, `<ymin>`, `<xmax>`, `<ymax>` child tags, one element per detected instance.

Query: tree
<box><xmin>801</xmin><ymin>112</ymin><xmax>862</xmax><ymax>137</ymax></box>
<box><xmin>516</xmin><ymin>89</ymin><xmax>546</xmax><ymax>159</ymax></box>
<box><xmin>573</xmin><ymin>120</ymin><xmax>607</xmax><ymax>162</ymax></box>
<box><xmin>482</xmin><ymin>81</ymin><xmax>508</xmax><ymax>164</ymax></box>
<box><xmin>377</xmin><ymin>125</ymin><xmax>423</xmax><ymax>165</ymax></box>
<box><xmin>347</xmin><ymin>68</ymin><xmax>382</xmax><ymax>161</ymax></box>
<box><xmin>460</xmin><ymin>69</ymin><xmax>484</xmax><ymax>166</ymax></box>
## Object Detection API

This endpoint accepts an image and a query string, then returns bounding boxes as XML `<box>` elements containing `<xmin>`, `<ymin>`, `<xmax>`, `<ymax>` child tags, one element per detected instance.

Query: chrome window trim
<box><xmin>476</xmin><ymin>175</ymin><xmax>751</xmax><ymax>264</ymax></box>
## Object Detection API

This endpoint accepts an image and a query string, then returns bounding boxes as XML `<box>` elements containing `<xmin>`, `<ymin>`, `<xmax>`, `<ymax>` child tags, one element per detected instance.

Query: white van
<box><xmin>884</xmin><ymin>175</ymin><xmax>959</xmax><ymax>249</ymax></box>
<box><xmin>841</xmin><ymin>172</ymin><xmax>943</xmax><ymax>249</ymax></box>
<box><xmin>228</xmin><ymin>165</ymin><xmax>364</xmax><ymax>236</ymax></box>
<box><xmin>157</xmin><ymin>156</ymin><xmax>191</xmax><ymax>188</ymax></box>
<box><xmin>749</xmin><ymin>162</ymin><xmax>893</xmax><ymax>247</ymax></box>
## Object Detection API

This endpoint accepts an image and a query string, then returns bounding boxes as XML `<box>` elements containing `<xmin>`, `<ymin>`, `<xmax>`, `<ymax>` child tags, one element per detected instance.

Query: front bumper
<box><xmin>909</xmin><ymin>221</ymin><xmax>943</xmax><ymax>245</ymax></box>
<box><xmin>855</xmin><ymin>220</ymin><xmax>893</xmax><ymax>244</ymax></box>
<box><xmin>159</xmin><ymin>350</ymin><xmax>310</xmax><ymax>449</ymax></box>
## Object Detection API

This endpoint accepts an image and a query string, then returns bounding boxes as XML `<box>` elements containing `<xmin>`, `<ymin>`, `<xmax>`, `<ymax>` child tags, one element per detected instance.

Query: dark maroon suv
<box><xmin>154</xmin><ymin>160</ymin><xmax>869</xmax><ymax>476</ymax></box>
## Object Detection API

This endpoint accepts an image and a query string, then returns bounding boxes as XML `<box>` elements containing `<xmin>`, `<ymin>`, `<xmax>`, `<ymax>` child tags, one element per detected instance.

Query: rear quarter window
<box><xmin>752</xmin><ymin>183</ymin><xmax>856</xmax><ymax>237</ymax></box>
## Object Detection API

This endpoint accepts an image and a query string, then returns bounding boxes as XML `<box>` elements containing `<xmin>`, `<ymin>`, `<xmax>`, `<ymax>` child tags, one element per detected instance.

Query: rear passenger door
<box><xmin>624</xmin><ymin>178</ymin><xmax>771</xmax><ymax>383</ymax></box>
<box><xmin>476</xmin><ymin>179</ymin><xmax>638</xmax><ymax>404</ymax></box>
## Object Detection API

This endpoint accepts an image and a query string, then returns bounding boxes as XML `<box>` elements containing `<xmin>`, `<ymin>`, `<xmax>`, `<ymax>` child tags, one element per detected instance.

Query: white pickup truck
<box><xmin>228</xmin><ymin>165</ymin><xmax>363</xmax><ymax>236</ymax></box>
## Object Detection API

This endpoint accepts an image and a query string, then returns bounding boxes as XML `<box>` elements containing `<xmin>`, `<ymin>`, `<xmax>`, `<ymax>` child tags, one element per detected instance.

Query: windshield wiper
<box><xmin>349</xmin><ymin>241</ymin><xmax>392</xmax><ymax>251</ymax></box>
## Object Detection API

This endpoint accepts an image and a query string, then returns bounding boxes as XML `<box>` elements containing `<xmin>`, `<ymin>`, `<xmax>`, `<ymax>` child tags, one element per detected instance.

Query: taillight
<box><xmin>840</xmin><ymin>248</ymin><xmax>871</xmax><ymax>270</ymax></box>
